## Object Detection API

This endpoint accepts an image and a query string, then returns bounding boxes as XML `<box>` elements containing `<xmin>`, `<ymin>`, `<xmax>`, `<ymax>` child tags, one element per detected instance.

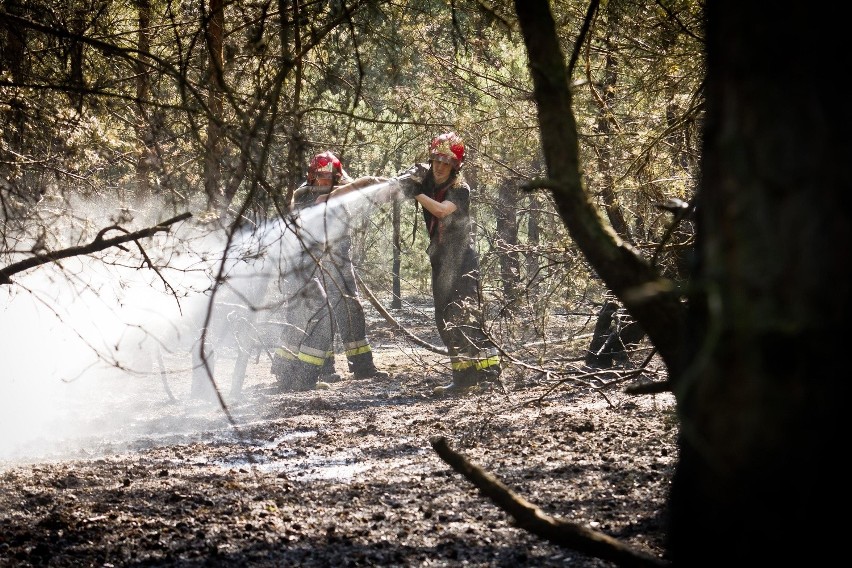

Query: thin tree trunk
<box><xmin>514</xmin><ymin>0</ymin><xmax>686</xmax><ymax>376</ymax></box>
<box><xmin>525</xmin><ymin>193</ymin><xmax>541</xmax><ymax>286</ymax></box>
<box><xmin>496</xmin><ymin>178</ymin><xmax>521</xmax><ymax>309</ymax></box>
<box><xmin>586</xmin><ymin>5</ymin><xmax>630</xmax><ymax>241</ymax></box>
<box><xmin>68</xmin><ymin>10</ymin><xmax>85</xmax><ymax>112</ymax></box>
<box><xmin>283</xmin><ymin>0</ymin><xmax>304</xmax><ymax>199</ymax></box>
<box><xmin>583</xmin><ymin>5</ymin><xmax>644</xmax><ymax>366</ymax></box>
<box><xmin>134</xmin><ymin>0</ymin><xmax>152</xmax><ymax>198</ymax></box>
<box><xmin>392</xmin><ymin>198</ymin><xmax>402</xmax><ymax>309</ymax></box>
<box><xmin>203</xmin><ymin>0</ymin><xmax>225</xmax><ymax>210</ymax></box>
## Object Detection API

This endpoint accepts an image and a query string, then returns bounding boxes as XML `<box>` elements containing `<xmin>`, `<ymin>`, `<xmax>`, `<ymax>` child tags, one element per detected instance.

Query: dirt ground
<box><xmin>0</xmin><ymin>303</ymin><xmax>678</xmax><ymax>568</ymax></box>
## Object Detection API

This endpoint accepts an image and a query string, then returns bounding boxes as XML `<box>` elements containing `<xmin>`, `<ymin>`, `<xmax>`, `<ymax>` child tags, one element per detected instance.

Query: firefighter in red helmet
<box><xmin>271</xmin><ymin>150</ymin><xmax>387</xmax><ymax>391</ymax></box>
<box><xmin>306</xmin><ymin>151</ymin><xmax>342</xmax><ymax>185</ymax></box>
<box><xmin>428</xmin><ymin>131</ymin><xmax>466</xmax><ymax>168</ymax></box>
<box><xmin>327</xmin><ymin>132</ymin><xmax>501</xmax><ymax>395</ymax></box>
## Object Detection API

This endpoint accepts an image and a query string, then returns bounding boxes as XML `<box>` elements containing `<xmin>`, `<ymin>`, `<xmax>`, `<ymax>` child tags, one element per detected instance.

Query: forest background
<box><xmin>0</xmin><ymin>1</ymin><xmax>845</xmax><ymax>566</ymax></box>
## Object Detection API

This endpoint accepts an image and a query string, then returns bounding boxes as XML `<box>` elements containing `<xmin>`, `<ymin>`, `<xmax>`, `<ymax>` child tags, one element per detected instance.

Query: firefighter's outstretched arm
<box><xmin>414</xmin><ymin>193</ymin><xmax>456</xmax><ymax>218</ymax></box>
<box><xmin>321</xmin><ymin>175</ymin><xmax>398</xmax><ymax>204</ymax></box>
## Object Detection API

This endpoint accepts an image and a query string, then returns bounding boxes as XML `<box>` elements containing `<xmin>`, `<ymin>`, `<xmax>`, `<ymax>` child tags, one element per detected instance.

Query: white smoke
<box><xmin>0</xmin><ymin>183</ymin><xmax>390</xmax><ymax>467</ymax></box>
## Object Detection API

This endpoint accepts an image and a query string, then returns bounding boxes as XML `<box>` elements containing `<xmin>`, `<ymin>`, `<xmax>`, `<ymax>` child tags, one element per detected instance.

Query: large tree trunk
<box><xmin>669</xmin><ymin>3</ymin><xmax>849</xmax><ymax>564</ymax></box>
<box><xmin>516</xmin><ymin>0</ymin><xmax>848</xmax><ymax>563</ymax></box>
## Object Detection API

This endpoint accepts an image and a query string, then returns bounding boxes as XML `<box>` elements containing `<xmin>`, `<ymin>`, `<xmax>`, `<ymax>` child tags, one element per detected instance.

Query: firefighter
<box><xmin>271</xmin><ymin>151</ymin><xmax>387</xmax><ymax>391</ymax></box>
<box><xmin>328</xmin><ymin>132</ymin><xmax>501</xmax><ymax>395</ymax></box>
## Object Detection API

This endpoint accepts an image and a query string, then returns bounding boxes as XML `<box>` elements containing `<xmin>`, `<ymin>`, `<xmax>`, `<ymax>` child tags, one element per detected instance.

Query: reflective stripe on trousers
<box><xmin>343</xmin><ymin>339</ymin><xmax>372</xmax><ymax>358</ymax></box>
<box><xmin>296</xmin><ymin>344</ymin><xmax>334</xmax><ymax>367</ymax></box>
<box><xmin>449</xmin><ymin>348</ymin><xmax>501</xmax><ymax>372</ymax></box>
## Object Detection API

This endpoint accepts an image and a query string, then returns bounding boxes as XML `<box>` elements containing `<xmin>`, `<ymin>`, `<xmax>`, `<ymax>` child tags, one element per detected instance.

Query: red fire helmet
<box><xmin>429</xmin><ymin>132</ymin><xmax>465</xmax><ymax>169</ymax></box>
<box><xmin>308</xmin><ymin>151</ymin><xmax>343</xmax><ymax>184</ymax></box>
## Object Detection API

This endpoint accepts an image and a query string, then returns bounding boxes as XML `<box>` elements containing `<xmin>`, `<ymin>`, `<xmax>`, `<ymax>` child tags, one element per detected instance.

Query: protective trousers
<box><xmin>429</xmin><ymin>245</ymin><xmax>500</xmax><ymax>381</ymax></box>
<box><xmin>274</xmin><ymin>232</ymin><xmax>378</xmax><ymax>389</ymax></box>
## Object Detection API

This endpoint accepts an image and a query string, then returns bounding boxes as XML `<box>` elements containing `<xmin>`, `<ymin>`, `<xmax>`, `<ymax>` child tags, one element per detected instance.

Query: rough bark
<box><xmin>669</xmin><ymin>3</ymin><xmax>850</xmax><ymax>564</ymax></box>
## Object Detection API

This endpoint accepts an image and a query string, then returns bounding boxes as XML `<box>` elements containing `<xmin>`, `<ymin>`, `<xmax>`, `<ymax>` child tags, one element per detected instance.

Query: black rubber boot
<box><xmin>481</xmin><ymin>365</ymin><xmax>502</xmax><ymax>384</ymax></box>
<box><xmin>432</xmin><ymin>368</ymin><xmax>481</xmax><ymax>396</ymax></box>
<box><xmin>320</xmin><ymin>358</ymin><xmax>341</xmax><ymax>383</ymax></box>
<box><xmin>349</xmin><ymin>354</ymin><xmax>389</xmax><ymax>380</ymax></box>
<box><xmin>271</xmin><ymin>355</ymin><xmax>300</xmax><ymax>391</ymax></box>
<box><xmin>271</xmin><ymin>355</ymin><xmax>293</xmax><ymax>379</ymax></box>
<box><xmin>287</xmin><ymin>361</ymin><xmax>319</xmax><ymax>392</ymax></box>
<box><xmin>478</xmin><ymin>366</ymin><xmax>503</xmax><ymax>393</ymax></box>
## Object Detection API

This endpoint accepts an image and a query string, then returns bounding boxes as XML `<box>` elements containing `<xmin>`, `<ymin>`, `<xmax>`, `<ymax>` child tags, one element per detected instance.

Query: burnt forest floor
<box><xmin>0</xmin><ymin>300</ymin><xmax>678</xmax><ymax>568</ymax></box>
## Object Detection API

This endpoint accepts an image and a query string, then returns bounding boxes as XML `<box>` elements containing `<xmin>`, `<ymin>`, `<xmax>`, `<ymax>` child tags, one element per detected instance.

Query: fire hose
<box><xmin>353</xmin><ymin>270</ymin><xmax>448</xmax><ymax>356</ymax></box>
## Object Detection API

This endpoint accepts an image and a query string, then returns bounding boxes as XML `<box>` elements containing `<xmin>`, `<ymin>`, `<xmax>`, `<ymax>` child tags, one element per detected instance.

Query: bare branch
<box><xmin>0</xmin><ymin>212</ymin><xmax>192</xmax><ymax>285</ymax></box>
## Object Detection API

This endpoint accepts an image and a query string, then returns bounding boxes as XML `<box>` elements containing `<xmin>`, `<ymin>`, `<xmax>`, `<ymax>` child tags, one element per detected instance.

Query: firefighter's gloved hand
<box><xmin>395</xmin><ymin>165</ymin><xmax>429</xmax><ymax>198</ymax></box>
<box><xmin>410</xmin><ymin>163</ymin><xmax>430</xmax><ymax>183</ymax></box>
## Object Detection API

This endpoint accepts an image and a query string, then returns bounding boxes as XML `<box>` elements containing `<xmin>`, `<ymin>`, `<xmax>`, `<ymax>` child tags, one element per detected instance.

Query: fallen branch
<box><xmin>625</xmin><ymin>380</ymin><xmax>671</xmax><ymax>395</ymax></box>
<box><xmin>430</xmin><ymin>436</ymin><xmax>669</xmax><ymax>568</ymax></box>
<box><xmin>0</xmin><ymin>212</ymin><xmax>192</xmax><ymax>285</ymax></box>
